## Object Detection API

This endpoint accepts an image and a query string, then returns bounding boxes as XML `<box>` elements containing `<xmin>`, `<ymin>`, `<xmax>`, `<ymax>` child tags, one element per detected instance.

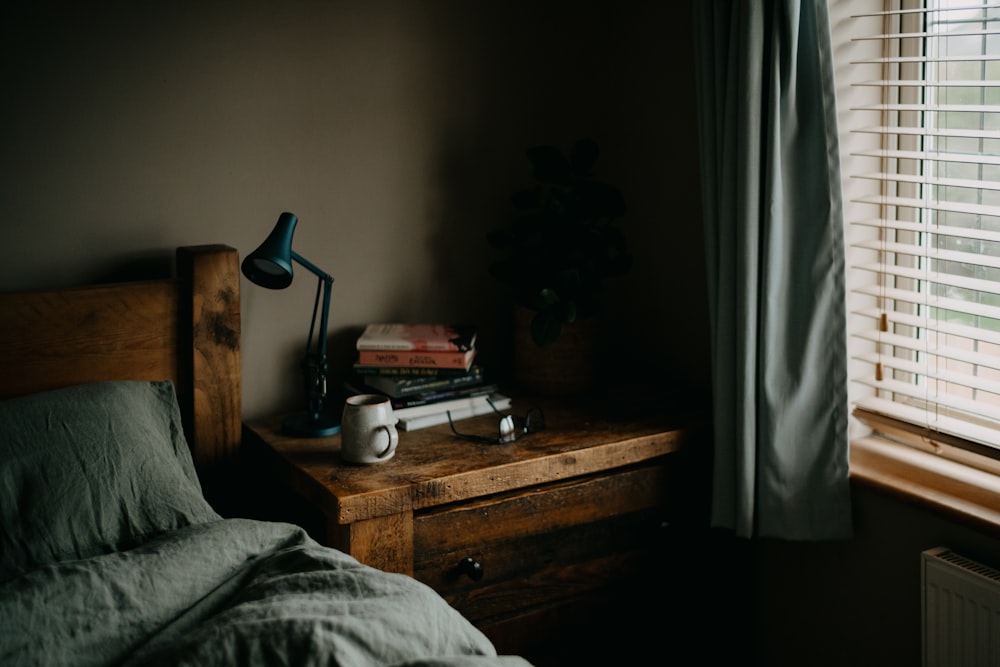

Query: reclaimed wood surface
<box><xmin>176</xmin><ymin>245</ymin><xmax>242</xmax><ymax>473</ymax></box>
<box><xmin>413</xmin><ymin>464</ymin><xmax>671</xmax><ymax>594</ymax></box>
<box><xmin>414</xmin><ymin>464</ymin><xmax>671</xmax><ymax>561</ymax></box>
<box><xmin>0</xmin><ymin>280</ymin><xmax>180</xmax><ymax>399</ymax></box>
<box><xmin>245</xmin><ymin>398</ymin><xmax>693</xmax><ymax>527</ymax></box>
<box><xmin>327</xmin><ymin>511</ymin><xmax>415</xmax><ymax>574</ymax></box>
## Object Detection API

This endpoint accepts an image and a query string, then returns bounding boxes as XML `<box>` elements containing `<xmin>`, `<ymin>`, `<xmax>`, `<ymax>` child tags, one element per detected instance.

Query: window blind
<box><xmin>848</xmin><ymin>0</ymin><xmax>1000</xmax><ymax>450</ymax></box>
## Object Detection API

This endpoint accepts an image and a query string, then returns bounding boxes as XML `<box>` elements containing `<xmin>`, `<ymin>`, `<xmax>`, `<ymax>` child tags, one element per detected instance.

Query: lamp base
<box><xmin>282</xmin><ymin>411</ymin><xmax>342</xmax><ymax>438</ymax></box>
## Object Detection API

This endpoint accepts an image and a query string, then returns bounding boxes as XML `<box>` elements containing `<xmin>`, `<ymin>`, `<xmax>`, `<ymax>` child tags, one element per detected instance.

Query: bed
<box><xmin>0</xmin><ymin>245</ymin><xmax>532</xmax><ymax>667</ymax></box>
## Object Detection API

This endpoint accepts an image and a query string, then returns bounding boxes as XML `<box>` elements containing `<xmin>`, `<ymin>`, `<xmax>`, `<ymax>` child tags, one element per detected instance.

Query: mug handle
<box><xmin>374</xmin><ymin>424</ymin><xmax>399</xmax><ymax>460</ymax></box>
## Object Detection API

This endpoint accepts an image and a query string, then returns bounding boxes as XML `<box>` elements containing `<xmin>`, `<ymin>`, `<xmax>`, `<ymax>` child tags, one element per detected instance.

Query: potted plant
<box><xmin>488</xmin><ymin>138</ymin><xmax>631</xmax><ymax>395</ymax></box>
<box><xmin>488</xmin><ymin>138</ymin><xmax>631</xmax><ymax>346</ymax></box>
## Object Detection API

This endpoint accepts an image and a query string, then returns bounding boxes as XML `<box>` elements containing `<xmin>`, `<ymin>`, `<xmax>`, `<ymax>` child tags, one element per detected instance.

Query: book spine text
<box><xmin>356</xmin><ymin>349</ymin><xmax>475</xmax><ymax>369</ymax></box>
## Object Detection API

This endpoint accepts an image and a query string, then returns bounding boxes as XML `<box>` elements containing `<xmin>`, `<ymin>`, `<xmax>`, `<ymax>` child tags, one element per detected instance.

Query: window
<box><xmin>842</xmin><ymin>0</ymin><xmax>1000</xmax><ymax>460</ymax></box>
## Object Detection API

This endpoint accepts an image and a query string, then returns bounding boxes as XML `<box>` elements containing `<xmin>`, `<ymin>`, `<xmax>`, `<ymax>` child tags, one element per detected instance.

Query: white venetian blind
<box><xmin>849</xmin><ymin>0</ymin><xmax>1000</xmax><ymax>450</ymax></box>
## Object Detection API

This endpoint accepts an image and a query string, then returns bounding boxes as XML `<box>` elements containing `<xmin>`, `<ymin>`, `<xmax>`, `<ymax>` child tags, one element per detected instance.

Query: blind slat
<box><xmin>856</xmin><ymin>80</ymin><xmax>1000</xmax><ymax>88</ymax></box>
<box><xmin>855</xmin><ymin>261</ymin><xmax>1000</xmax><ymax>296</ymax></box>
<box><xmin>853</xmin><ymin>330</ymin><xmax>1000</xmax><ymax>372</ymax></box>
<box><xmin>853</xmin><ymin>193</ymin><xmax>1000</xmax><ymax>219</ymax></box>
<box><xmin>856</xmin><ymin>29</ymin><xmax>1000</xmax><ymax>40</ymax></box>
<box><xmin>855</xmin><ymin>125</ymin><xmax>1000</xmax><ymax>140</ymax></box>
<box><xmin>854</xmin><ymin>306</ymin><xmax>1000</xmax><ymax>346</ymax></box>
<box><xmin>855</xmin><ymin>351</ymin><xmax>1000</xmax><ymax>395</ymax></box>
<box><xmin>852</xmin><ymin>172</ymin><xmax>1000</xmax><ymax>193</ymax></box>
<box><xmin>853</xmin><ymin>239</ymin><xmax>1000</xmax><ymax>271</ymax></box>
<box><xmin>854</xmin><ymin>376</ymin><xmax>1000</xmax><ymax>422</ymax></box>
<box><xmin>853</xmin><ymin>283</ymin><xmax>1000</xmax><ymax>321</ymax></box>
<box><xmin>852</xmin><ymin>148</ymin><xmax>1000</xmax><ymax>166</ymax></box>
<box><xmin>853</xmin><ymin>103</ymin><xmax>1000</xmax><ymax>113</ymax></box>
<box><xmin>853</xmin><ymin>3</ymin><xmax>1000</xmax><ymax>18</ymax></box>
<box><xmin>855</xmin><ymin>396</ymin><xmax>1000</xmax><ymax>450</ymax></box>
<box><xmin>852</xmin><ymin>54</ymin><xmax>1000</xmax><ymax>64</ymax></box>
<box><xmin>851</xmin><ymin>217</ymin><xmax>1000</xmax><ymax>244</ymax></box>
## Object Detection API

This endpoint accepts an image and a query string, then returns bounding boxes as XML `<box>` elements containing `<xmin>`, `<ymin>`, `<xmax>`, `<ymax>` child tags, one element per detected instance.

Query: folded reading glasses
<box><xmin>447</xmin><ymin>396</ymin><xmax>545</xmax><ymax>445</ymax></box>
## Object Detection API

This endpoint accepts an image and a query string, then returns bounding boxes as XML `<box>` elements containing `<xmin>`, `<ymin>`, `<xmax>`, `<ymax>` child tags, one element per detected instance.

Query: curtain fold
<box><xmin>693</xmin><ymin>0</ymin><xmax>852</xmax><ymax>540</ymax></box>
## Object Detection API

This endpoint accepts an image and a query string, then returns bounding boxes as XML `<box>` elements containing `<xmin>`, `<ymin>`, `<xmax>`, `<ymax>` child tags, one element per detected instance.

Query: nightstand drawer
<box><xmin>413</xmin><ymin>462</ymin><xmax>671</xmax><ymax>622</ymax></box>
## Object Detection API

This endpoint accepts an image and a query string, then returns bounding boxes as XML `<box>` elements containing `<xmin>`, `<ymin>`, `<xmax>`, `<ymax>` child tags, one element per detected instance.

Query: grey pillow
<box><xmin>0</xmin><ymin>381</ymin><xmax>220</xmax><ymax>582</ymax></box>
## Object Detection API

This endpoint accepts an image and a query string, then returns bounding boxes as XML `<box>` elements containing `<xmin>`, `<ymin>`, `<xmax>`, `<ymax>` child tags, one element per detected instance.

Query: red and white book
<box><xmin>355</xmin><ymin>348</ymin><xmax>477</xmax><ymax>371</ymax></box>
<box><xmin>356</xmin><ymin>323</ymin><xmax>477</xmax><ymax>352</ymax></box>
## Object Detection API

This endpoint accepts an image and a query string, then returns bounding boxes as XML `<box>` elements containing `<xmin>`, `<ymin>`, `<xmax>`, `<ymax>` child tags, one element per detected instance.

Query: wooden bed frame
<box><xmin>0</xmin><ymin>245</ymin><xmax>242</xmax><ymax>487</ymax></box>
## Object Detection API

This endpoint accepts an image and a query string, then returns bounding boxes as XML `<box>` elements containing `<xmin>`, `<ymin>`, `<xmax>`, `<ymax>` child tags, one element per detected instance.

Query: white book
<box><xmin>396</xmin><ymin>394</ymin><xmax>511</xmax><ymax>432</ymax></box>
<box><xmin>393</xmin><ymin>392</ymin><xmax>503</xmax><ymax>419</ymax></box>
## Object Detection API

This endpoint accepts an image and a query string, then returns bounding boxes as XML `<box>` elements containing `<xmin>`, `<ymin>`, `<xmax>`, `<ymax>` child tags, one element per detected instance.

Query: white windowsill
<box><xmin>850</xmin><ymin>436</ymin><xmax>1000</xmax><ymax>536</ymax></box>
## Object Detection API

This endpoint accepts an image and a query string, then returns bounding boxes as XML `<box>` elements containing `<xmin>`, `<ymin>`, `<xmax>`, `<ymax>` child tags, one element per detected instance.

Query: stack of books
<box><xmin>348</xmin><ymin>323</ymin><xmax>510</xmax><ymax>431</ymax></box>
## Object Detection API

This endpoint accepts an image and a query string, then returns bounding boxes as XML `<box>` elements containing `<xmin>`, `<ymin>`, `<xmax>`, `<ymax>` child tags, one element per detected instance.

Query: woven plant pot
<box><xmin>512</xmin><ymin>305</ymin><xmax>601</xmax><ymax>396</ymax></box>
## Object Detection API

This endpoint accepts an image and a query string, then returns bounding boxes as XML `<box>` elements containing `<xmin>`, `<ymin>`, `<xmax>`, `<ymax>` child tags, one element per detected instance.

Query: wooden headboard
<box><xmin>0</xmin><ymin>245</ymin><xmax>242</xmax><ymax>481</ymax></box>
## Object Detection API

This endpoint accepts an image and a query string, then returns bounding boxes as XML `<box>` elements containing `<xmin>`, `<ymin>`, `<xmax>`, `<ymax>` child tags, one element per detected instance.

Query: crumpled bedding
<box><xmin>0</xmin><ymin>518</ymin><xmax>532</xmax><ymax>667</ymax></box>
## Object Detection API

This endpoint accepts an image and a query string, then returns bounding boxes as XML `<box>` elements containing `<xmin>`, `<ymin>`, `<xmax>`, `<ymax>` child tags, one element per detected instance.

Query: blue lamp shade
<box><xmin>241</xmin><ymin>212</ymin><xmax>297</xmax><ymax>289</ymax></box>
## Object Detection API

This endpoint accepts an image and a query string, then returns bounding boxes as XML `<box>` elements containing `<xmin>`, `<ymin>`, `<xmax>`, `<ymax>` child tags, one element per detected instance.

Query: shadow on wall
<box><xmin>88</xmin><ymin>251</ymin><xmax>174</xmax><ymax>285</ymax></box>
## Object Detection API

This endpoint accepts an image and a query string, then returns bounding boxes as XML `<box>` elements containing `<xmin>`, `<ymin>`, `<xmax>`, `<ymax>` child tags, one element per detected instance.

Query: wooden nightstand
<box><xmin>242</xmin><ymin>391</ymin><xmax>704</xmax><ymax>658</ymax></box>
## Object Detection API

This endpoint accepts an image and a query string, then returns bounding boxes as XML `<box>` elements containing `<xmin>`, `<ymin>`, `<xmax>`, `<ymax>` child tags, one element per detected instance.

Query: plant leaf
<box><xmin>559</xmin><ymin>299</ymin><xmax>578</xmax><ymax>324</ymax></box>
<box><xmin>532</xmin><ymin>287</ymin><xmax>560</xmax><ymax>310</ymax></box>
<box><xmin>531</xmin><ymin>309</ymin><xmax>563</xmax><ymax>346</ymax></box>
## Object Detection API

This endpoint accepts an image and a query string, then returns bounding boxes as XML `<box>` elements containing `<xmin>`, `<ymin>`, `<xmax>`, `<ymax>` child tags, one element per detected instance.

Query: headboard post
<box><xmin>176</xmin><ymin>245</ymin><xmax>242</xmax><ymax>480</ymax></box>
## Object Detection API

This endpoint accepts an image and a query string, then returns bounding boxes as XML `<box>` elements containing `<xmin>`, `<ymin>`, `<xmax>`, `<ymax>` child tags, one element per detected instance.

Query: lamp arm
<box><xmin>290</xmin><ymin>250</ymin><xmax>334</xmax><ymax>420</ymax></box>
<box><xmin>317</xmin><ymin>272</ymin><xmax>332</xmax><ymax>365</ymax></box>
<box><xmin>291</xmin><ymin>250</ymin><xmax>333</xmax><ymax>283</ymax></box>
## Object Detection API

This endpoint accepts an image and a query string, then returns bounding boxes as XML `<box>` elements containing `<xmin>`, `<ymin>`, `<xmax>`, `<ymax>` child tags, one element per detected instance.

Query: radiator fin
<box><xmin>922</xmin><ymin>547</ymin><xmax>1000</xmax><ymax>667</ymax></box>
<box><xmin>933</xmin><ymin>549</ymin><xmax>1000</xmax><ymax>585</ymax></box>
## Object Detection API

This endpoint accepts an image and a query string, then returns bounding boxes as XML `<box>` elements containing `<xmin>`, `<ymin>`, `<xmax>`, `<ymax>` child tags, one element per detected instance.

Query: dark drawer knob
<box><xmin>456</xmin><ymin>556</ymin><xmax>484</xmax><ymax>581</ymax></box>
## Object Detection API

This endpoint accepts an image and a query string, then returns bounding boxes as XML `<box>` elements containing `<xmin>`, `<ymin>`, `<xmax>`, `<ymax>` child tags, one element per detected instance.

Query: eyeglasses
<box><xmin>447</xmin><ymin>396</ymin><xmax>546</xmax><ymax>445</ymax></box>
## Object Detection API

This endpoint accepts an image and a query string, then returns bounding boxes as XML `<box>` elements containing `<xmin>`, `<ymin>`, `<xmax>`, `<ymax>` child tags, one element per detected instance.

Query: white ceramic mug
<box><xmin>340</xmin><ymin>394</ymin><xmax>399</xmax><ymax>464</ymax></box>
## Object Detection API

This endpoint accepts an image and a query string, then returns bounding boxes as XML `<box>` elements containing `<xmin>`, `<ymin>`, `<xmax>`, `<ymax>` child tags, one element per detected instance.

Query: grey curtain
<box><xmin>693</xmin><ymin>0</ymin><xmax>852</xmax><ymax>539</ymax></box>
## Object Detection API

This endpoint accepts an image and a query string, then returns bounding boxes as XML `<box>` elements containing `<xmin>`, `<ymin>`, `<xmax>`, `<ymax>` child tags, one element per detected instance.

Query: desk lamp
<box><xmin>242</xmin><ymin>212</ymin><xmax>341</xmax><ymax>437</ymax></box>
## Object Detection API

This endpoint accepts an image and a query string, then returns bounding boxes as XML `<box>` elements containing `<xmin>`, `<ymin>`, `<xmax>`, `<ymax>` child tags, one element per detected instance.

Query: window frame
<box><xmin>834</xmin><ymin>0</ymin><xmax>1000</xmax><ymax>533</ymax></box>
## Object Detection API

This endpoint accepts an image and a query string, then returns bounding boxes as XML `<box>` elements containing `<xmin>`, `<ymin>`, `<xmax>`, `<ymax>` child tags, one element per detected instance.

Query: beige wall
<box><xmin>0</xmin><ymin>1</ymin><xmax>707</xmax><ymax>419</ymax></box>
<box><xmin>754</xmin><ymin>485</ymin><xmax>1000</xmax><ymax>667</ymax></box>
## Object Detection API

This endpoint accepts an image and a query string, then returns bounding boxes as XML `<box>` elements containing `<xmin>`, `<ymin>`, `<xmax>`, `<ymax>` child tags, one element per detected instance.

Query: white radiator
<box><xmin>922</xmin><ymin>547</ymin><xmax>1000</xmax><ymax>667</ymax></box>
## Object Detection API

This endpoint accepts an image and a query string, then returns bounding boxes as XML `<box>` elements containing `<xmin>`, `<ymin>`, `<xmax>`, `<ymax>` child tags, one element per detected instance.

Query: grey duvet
<box><xmin>1</xmin><ymin>518</ymin><xmax>530</xmax><ymax>667</ymax></box>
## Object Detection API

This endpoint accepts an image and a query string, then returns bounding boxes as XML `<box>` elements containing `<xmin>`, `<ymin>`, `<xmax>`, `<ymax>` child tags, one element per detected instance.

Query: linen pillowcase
<box><xmin>0</xmin><ymin>380</ymin><xmax>220</xmax><ymax>582</ymax></box>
